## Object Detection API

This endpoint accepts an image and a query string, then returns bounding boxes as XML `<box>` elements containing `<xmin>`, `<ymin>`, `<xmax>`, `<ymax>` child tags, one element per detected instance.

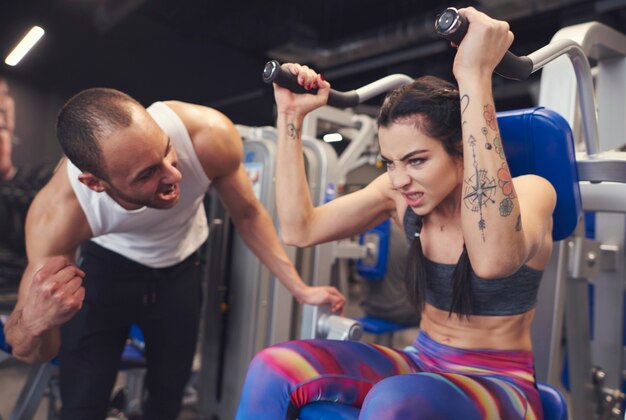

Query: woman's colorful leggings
<box><xmin>236</xmin><ymin>331</ymin><xmax>542</xmax><ymax>419</ymax></box>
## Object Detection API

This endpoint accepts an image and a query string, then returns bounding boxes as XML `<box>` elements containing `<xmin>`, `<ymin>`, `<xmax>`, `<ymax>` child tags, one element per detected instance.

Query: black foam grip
<box><xmin>262</xmin><ymin>60</ymin><xmax>360</xmax><ymax>108</ymax></box>
<box><xmin>435</xmin><ymin>8</ymin><xmax>533</xmax><ymax>81</ymax></box>
<box><xmin>494</xmin><ymin>52</ymin><xmax>534</xmax><ymax>81</ymax></box>
<box><xmin>327</xmin><ymin>91</ymin><xmax>360</xmax><ymax>108</ymax></box>
<box><xmin>262</xmin><ymin>60</ymin><xmax>309</xmax><ymax>94</ymax></box>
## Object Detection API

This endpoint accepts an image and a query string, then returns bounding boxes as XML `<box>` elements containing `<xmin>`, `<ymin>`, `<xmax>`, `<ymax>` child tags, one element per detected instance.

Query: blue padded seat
<box><xmin>0</xmin><ymin>318</ymin><xmax>10</xmax><ymax>355</ymax></box>
<box><xmin>299</xmin><ymin>402</ymin><xmax>360</xmax><ymax>419</ymax></box>
<box><xmin>298</xmin><ymin>382</ymin><xmax>567</xmax><ymax>419</ymax></box>
<box><xmin>355</xmin><ymin>316</ymin><xmax>411</xmax><ymax>347</ymax></box>
<box><xmin>538</xmin><ymin>382</ymin><xmax>569</xmax><ymax>420</ymax></box>
<box><xmin>0</xmin><ymin>319</ymin><xmax>145</xmax><ymax>368</ymax></box>
<box><xmin>120</xmin><ymin>323</ymin><xmax>146</xmax><ymax>368</ymax></box>
<box><xmin>0</xmin><ymin>317</ymin><xmax>11</xmax><ymax>364</ymax></box>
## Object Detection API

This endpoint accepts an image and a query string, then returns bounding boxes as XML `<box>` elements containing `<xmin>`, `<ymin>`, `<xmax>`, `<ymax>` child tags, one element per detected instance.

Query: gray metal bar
<box><xmin>528</xmin><ymin>39</ymin><xmax>600</xmax><ymax>157</ymax></box>
<box><xmin>197</xmin><ymin>135</ymin><xmax>296</xmax><ymax>419</ymax></box>
<box><xmin>532</xmin><ymin>240</ymin><xmax>568</xmax><ymax>385</ymax></box>
<box><xmin>577</xmin><ymin>157</ymin><xmax>626</xmax><ymax>183</ymax></box>
<box><xmin>566</xmin><ymin>273</ymin><xmax>596</xmax><ymax>420</ymax></box>
<box><xmin>9</xmin><ymin>363</ymin><xmax>57</xmax><ymax>420</ymax></box>
<box><xmin>197</xmin><ymin>196</ymin><xmax>232</xmax><ymax>418</ymax></box>
<box><xmin>591</xmin><ymin>214</ymin><xmax>626</xmax><ymax>392</ymax></box>
<box><xmin>354</xmin><ymin>74</ymin><xmax>415</xmax><ymax>103</ymax></box>
<box><xmin>564</xmin><ymin>221</ymin><xmax>598</xmax><ymax>420</ymax></box>
<box><xmin>580</xmin><ymin>183</ymin><xmax>626</xmax><ymax>213</ymax></box>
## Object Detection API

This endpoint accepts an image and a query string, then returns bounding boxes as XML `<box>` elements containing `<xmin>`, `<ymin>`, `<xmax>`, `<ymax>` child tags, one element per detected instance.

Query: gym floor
<box><xmin>0</xmin><ymin>282</ymin><xmax>419</xmax><ymax>419</ymax></box>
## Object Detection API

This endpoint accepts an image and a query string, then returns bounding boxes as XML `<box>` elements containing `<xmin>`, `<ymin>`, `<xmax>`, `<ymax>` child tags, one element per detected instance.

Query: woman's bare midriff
<box><xmin>419</xmin><ymin>304</ymin><xmax>535</xmax><ymax>351</ymax></box>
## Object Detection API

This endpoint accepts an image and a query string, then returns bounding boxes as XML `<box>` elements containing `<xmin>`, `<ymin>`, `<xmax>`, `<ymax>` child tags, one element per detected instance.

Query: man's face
<box><xmin>95</xmin><ymin>107</ymin><xmax>182</xmax><ymax>210</ymax></box>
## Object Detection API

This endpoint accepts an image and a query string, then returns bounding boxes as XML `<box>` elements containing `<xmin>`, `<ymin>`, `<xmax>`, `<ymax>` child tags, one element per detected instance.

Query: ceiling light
<box><xmin>323</xmin><ymin>133</ymin><xmax>343</xmax><ymax>143</ymax></box>
<box><xmin>5</xmin><ymin>26</ymin><xmax>45</xmax><ymax>66</ymax></box>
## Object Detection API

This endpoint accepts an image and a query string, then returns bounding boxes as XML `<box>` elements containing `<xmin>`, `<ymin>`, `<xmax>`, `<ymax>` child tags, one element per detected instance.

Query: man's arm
<box><xmin>165</xmin><ymin>101</ymin><xmax>345</xmax><ymax>311</ymax></box>
<box><xmin>214</xmin><ymin>163</ymin><xmax>345</xmax><ymax>310</ymax></box>
<box><xmin>4</xmin><ymin>160</ymin><xmax>92</xmax><ymax>363</ymax></box>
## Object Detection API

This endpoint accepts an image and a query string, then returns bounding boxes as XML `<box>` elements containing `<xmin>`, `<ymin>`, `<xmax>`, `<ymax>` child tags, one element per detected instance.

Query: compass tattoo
<box><xmin>463</xmin><ymin>135</ymin><xmax>496</xmax><ymax>241</ymax></box>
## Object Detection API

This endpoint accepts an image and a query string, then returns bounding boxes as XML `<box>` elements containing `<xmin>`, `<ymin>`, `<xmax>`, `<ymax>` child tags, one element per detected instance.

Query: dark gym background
<box><xmin>2</xmin><ymin>0</ymin><xmax>626</xmax><ymax>167</ymax></box>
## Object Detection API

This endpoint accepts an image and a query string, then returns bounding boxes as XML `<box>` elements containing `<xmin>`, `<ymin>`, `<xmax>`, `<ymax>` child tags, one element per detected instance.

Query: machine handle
<box><xmin>262</xmin><ymin>60</ymin><xmax>360</xmax><ymax>108</ymax></box>
<box><xmin>435</xmin><ymin>7</ymin><xmax>533</xmax><ymax>81</ymax></box>
<box><xmin>262</xmin><ymin>7</ymin><xmax>534</xmax><ymax>106</ymax></box>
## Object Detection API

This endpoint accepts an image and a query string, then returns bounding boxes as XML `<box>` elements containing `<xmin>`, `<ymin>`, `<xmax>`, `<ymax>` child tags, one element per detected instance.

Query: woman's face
<box><xmin>378</xmin><ymin>121</ymin><xmax>462</xmax><ymax>216</ymax></box>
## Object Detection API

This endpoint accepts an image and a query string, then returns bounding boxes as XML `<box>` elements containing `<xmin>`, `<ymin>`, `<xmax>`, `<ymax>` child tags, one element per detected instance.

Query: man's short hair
<box><xmin>57</xmin><ymin>88</ymin><xmax>141</xmax><ymax>179</ymax></box>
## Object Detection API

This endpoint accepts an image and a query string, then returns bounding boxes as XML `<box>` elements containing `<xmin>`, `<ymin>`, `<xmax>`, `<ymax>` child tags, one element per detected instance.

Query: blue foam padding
<box><xmin>357</xmin><ymin>219</ymin><xmax>391</xmax><ymax>280</ymax></box>
<box><xmin>356</xmin><ymin>316</ymin><xmax>407</xmax><ymax>334</ymax></box>
<box><xmin>497</xmin><ymin>108</ymin><xmax>581</xmax><ymax>241</ymax></box>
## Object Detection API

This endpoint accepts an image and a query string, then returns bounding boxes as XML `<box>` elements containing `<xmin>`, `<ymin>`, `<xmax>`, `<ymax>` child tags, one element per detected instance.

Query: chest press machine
<box><xmin>281</xmin><ymin>102</ymin><xmax>578</xmax><ymax>420</ymax></box>
<box><xmin>260</xmin><ymin>7</ymin><xmax>626</xmax><ymax>420</ymax></box>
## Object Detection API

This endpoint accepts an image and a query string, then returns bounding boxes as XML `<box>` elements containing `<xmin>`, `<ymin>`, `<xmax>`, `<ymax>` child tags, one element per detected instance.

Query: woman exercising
<box><xmin>237</xmin><ymin>8</ymin><xmax>555</xmax><ymax>419</ymax></box>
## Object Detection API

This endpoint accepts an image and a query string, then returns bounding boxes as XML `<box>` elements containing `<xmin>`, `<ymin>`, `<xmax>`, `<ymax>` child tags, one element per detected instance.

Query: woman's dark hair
<box><xmin>377</xmin><ymin>76</ymin><xmax>463</xmax><ymax>158</ymax></box>
<box><xmin>57</xmin><ymin>88</ymin><xmax>141</xmax><ymax>179</ymax></box>
<box><xmin>380</xmin><ymin>76</ymin><xmax>473</xmax><ymax>318</ymax></box>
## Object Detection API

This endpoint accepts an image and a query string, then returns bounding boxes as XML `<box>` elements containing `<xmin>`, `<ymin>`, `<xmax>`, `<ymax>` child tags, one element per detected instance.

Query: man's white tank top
<box><xmin>67</xmin><ymin>101</ymin><xmax>211</xmax><ymax>268</ymax></box>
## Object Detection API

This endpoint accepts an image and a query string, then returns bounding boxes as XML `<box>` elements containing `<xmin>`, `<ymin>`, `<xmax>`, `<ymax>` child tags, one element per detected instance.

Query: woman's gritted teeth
<box><xmin>405</xmin><ymin>192</ymin><xmax>423</xmax><ymax>200</ymax></box>
<box><xmin>403</xmin><ymin>191</ymin><xmax>425</xmax><ymax>207</ymax></box>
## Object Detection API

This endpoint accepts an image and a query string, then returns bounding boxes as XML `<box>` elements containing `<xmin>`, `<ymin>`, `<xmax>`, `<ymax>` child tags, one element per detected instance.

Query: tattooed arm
<box><xmin>454</xmin><ymin>8</ymin><xmax>556</xmax><ymax>277</ymax></box>
<box><xmin>273</xmin><ymin>64</ymin><xmax>396</xmax><ymax>247</ymax></box>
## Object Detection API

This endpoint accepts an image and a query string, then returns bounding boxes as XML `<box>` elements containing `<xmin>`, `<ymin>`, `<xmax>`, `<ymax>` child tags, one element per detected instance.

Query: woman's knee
<box><xmin>360</xmin><ymin>373</ymin><xmax>482</xmax><ymax>420</ymax></box>
<box><xmin>245</xmin><ymin>341</ymin><xmax>318</xmax><ymax>384</ymax></box>
<box><xmin>246</xmin><ymin>344</ymin><xmax>287</xmax><ymax>378</ymax></box>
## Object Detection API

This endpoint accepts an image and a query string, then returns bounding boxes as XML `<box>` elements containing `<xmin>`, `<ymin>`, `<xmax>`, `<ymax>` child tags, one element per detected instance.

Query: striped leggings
<box><xmin>235</xmin><ymin>331</ymin><xmax>542</xmax><ymax>419</ymax></box>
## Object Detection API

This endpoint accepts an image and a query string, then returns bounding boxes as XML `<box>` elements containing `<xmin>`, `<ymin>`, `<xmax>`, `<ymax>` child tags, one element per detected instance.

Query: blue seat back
<box><xmin>356</xmin><ymin>219</ymin><xmax>391</xmax><ymax>280</ymax></box>
<box><xmin>0</xmin><ymin>317</ymin><xmax>12</xmax><ymax>355</ymax></box>
<box><xmin>497</xmin><ymin>107</ymin><xmax>581</xmax><ymax>241</ymax></box>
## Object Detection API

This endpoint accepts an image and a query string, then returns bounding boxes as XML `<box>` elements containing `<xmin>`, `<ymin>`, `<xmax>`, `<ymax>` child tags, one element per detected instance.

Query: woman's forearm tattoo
<box><xmin>463</xmin><ymin>133</ymin><xmax>496</xmax><ymax>242</ymax></box>
<box><xmin>287</xmin><ymin>122</ymin><xmax>300</xmax><ymax>140</ymax></box>
<box><xmin>461</xmin><ymin>94</ymin><xmax>470</xmax><ymax>116</ymax></box>
<box><xmin>497</xmin><ymin>162</ymin><xmax>515</xmax><ymax>217</ymax></box>
<box><xmin>483</xmin><ymin>104</ymin><xmax>497</xmax><ymax>131</ymax></box>
<box><xmin>462</xmin><ymin>95</ymin><xmax>523</xmax><ymax>239</ymax></box>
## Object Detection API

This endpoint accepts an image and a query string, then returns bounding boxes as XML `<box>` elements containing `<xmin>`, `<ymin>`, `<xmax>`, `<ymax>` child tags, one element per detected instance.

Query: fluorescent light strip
<box><xmin>323</xmin><ymin>133</ymin><xmax>343</xmax><ymax>143</ymax></box>
<box><xmin>5</xmin><ymin>26</ymin><xmax>45</xmax><ymax>66</ymax></box>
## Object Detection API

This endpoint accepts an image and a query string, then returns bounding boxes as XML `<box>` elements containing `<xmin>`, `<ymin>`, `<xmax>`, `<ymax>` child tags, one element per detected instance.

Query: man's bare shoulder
<box><xmin>163</xmin><ymin>100</ymin><xmax>242</xmax><ymax>179</ymax></box>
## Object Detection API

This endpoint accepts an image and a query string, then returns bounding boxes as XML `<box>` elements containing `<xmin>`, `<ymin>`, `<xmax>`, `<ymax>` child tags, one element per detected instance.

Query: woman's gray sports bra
<box><xmin>403</xmin><ymin>209</ymin><xmax>542</xmax><ymax>316</ymax></box>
